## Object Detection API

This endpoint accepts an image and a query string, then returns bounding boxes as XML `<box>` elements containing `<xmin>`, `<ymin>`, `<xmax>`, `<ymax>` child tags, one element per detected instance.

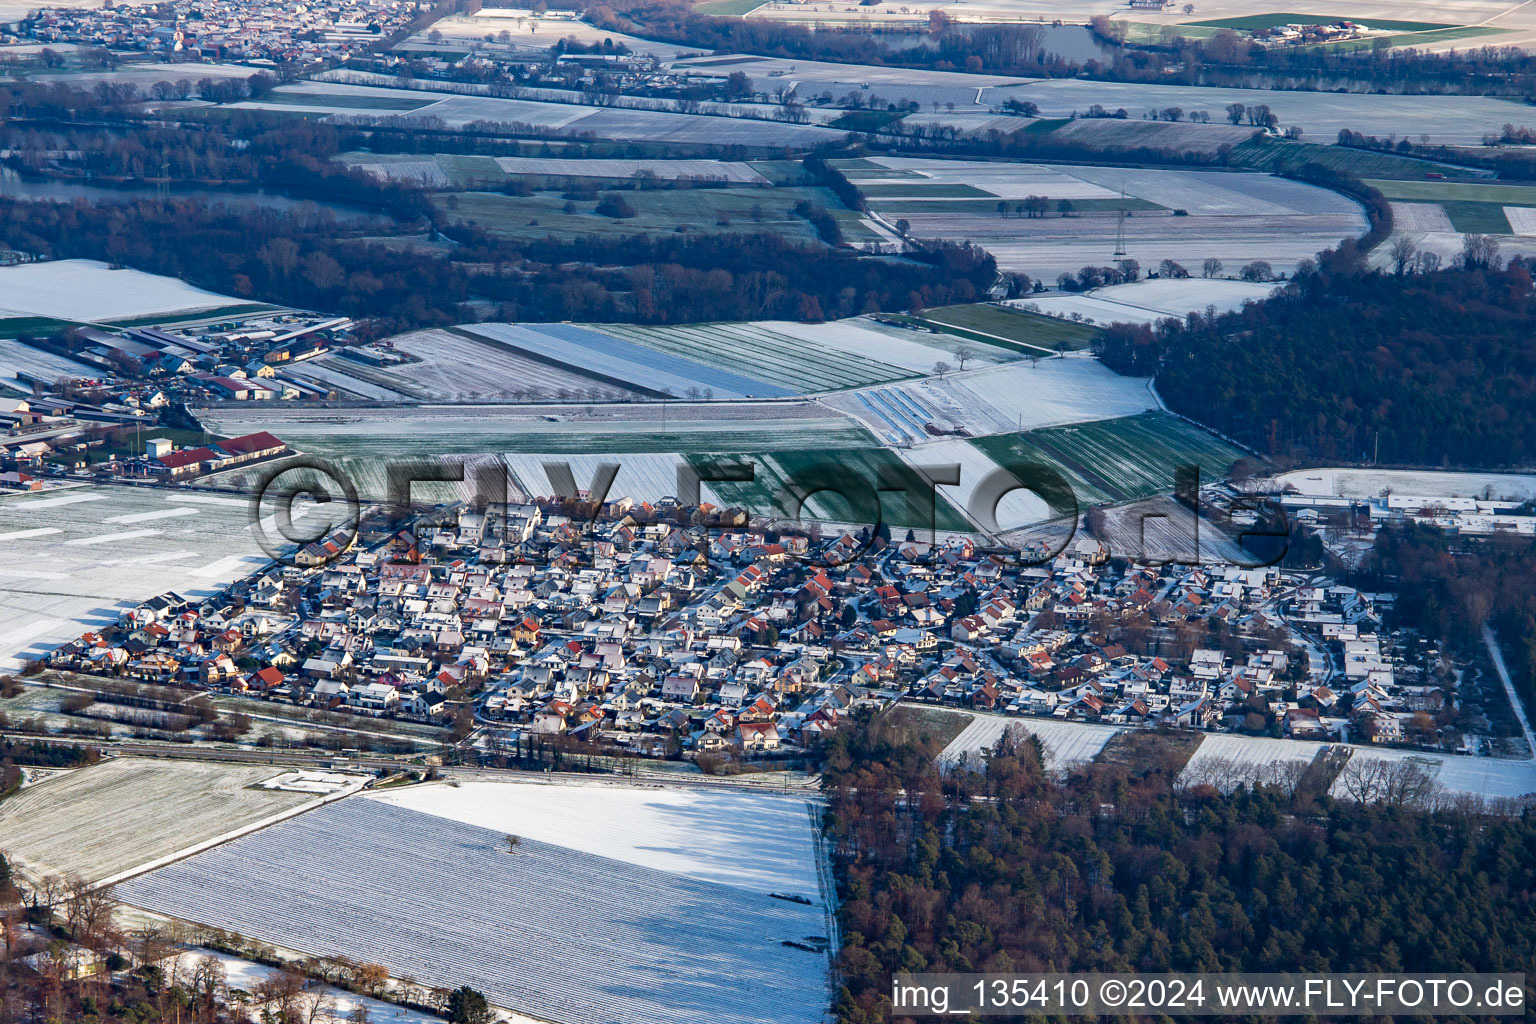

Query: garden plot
<box><xmin>1390</xmin><ymin>202</ymin><xmax>1455</xmax><ymax>232</ymax></box>
<box><xmin>117</xmin><ymin>797</ymin><xmax>832</xmax><ymax>1024</ymax></box>
<box><xmin>0</xmin><ymin>260</ymin><xmax>243</xmax><ymax>321</ymax></box>
<box><xmin>939</xmin><ymin>711</ymin><xmax>1123</xmax><ymax>772</ymax></box>
<box><xmin>368</xmin><ymin>779</ymin><xmax>823</xmax><ymax>896</ymax></box>
<box><xmin>0</xmin><ymin>757</ymin><xmax>328</xmax><ymax>883</ymax></box>
<box><xmin>464</xmin><ymin>322</ymin><xmax>795</xmax><ymax>398</ymax></box>
<box><xmin>590</xmin><ymin>321</ymin><xmax>917</xmax><ymax>392</ymax></box>
<box><xmin>0</xmin><ymin>486</ymin><xmax>281</xmax><ymax>670</ymax></box>
<box><xmin>1013</xmin><ymin>278</ymin><xmax>1280</xmax><ymax>326</ymax></box>
<box><xmin>0</xmin><ymin>338</ymin><xmax>100</xmax><ymax>381</ymax></box>
<box><xmin>492</xmin><ymin>157</ymin><xmax>769</xmax><ymax>182</ymax></box>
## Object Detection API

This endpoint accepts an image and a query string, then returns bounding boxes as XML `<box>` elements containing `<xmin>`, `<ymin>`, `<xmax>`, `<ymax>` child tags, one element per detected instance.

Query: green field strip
<box><xmin>858</xmin><ymin>183</ymin><xmax>996</xmax><ymax>198</ymax></box>
<box><xmin>923</xmin><ymin>304</ymin><xmax>1101</xmax><ymax>353</ymax></box>
<box><xmin>1365</xmin><ymin>179</ymin><xmax>1536</xmax><ymax>204</ymax></box>
<box><xmin>1440</xmin><ymin>201</ymin><xmax>1513</xmax><ymax>234</ymax></box>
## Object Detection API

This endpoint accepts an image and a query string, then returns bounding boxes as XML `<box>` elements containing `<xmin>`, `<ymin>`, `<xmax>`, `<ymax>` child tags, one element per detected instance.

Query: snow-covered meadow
<box><xmin>0</xmin><ymin>260</ymin><xmax>244</xmax><ymax>321</ymax></box>
<box><xmin>939</xmin><ymin>712</ymin><xmax>1123</xmax><ymax>772</ymax></box>
<box><xmin>0</xmin><ymin>486</ymin><xmax>310</xmax><ymax>670</ymax></box>
<box><xmin>367</xmin><ymin>778</ymin><xmax>824</xmax><ymax>896</ymax></box>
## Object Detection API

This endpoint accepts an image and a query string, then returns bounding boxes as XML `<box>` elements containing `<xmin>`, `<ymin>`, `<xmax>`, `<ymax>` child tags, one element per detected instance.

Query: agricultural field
<box><xmin>1367</xmin><ymin>179</ymin><xmax>1536</xmax><ymax>236</ymax></box>
<box><xmin>937</xmin><ymin>710</ymin><xmax>1124</xmax><ymax>772</ymax></box>
<box><xmin>311</xmin><ymin>329</ymin><xmax>646</xmax><ymax>402</ymax></box>
<box><xmin>900</xmin><ymin>437</ymin><xmax>1056</xmax><ymax>531</ymax></box>
<box><xmin>976</xmin><ymin>78</ymin><xmax>1536</xmax><ymax>145</ymax></box>
<box><xmin>592</xmin><ymin>320</ymin><xmax>924</xmax><ymax>391</ymax></box>
<box><xmin>0</xmin><ymin>486</ymin><xmax>287</xmax><ymax>671</ymax></box>
<box><xmin>860</xmin><ymin>160</ymin><xmax>1366</xmax><ymax>278</ymax></box>
<box><xmin>0</xmin><ymin>260</ymin><xmax>244</xmax><ymax>322</ymax></box>
<box><xmin>0</xmin><ymin>338</ymin><xmax>100</xmax><ymax>382</ymax></box>
<box><xmin>432</xmin><ymin>184</ymin><xmax>875</xmax><ymax>246</ymax></box>
<box><xmin>0</xmin><ymin>757</ymin><xmax>334</xmax><ymax>883</ymax></box>
<box><xmin>1188</xmin><ymin>12</ymin><xmax>1450</xmax><ymax>30</ymax></box>
<box><xmin>492</xmin><ymin>157</ymin><xmax>771</xmax><ymax>183</ymax></box>
<box><xmin>462</xmin><ymin>322</ymin><xmax>797</xmax><ymax>399</ymax></box>
<box><xmin>690</xmin><ymin>448</ymin><xmax>973</xmax><ymax>531</ymax></box>
<box><xmin>1330</xmin><ymin>746</ymin><xmax>1536</xmax><ymax>802</ymax></box>
<box><xmin>830</xmin><ymin>356</ymin><xmax>1155</xmax><ymax>441</ymax></box>
<box><xmin>972</xmin><ymin>411</ymin><xmax>1247</xmax><ymax>506</ymax></box>
<box><xmin>1013</xmin><ymin>277</ymin><xmax>1281</xmax><ymax>326</ymax></box>
<box><xmin>387</xmin><ymin>93</ymin><xmax>840</xmax><ymax>148</ymax></box>
<box><xmin>117</xmin><ymin>795</ymin><xmax>833</xmax><ymax>1024</ymax></box>
<box><xmin>918</xmin><ymin>303</ymin><xmax>1101</xmax><ymax>352</ymax></box>
<box><xmin>1271</xmin><ymin>467</ymin><xmax>1536</xmax><ymax>502</ymax></box>
<box><xmin>1179</xmin><ymin>734</ymin><xmax>1320</xmax><ymax>792</ymax></box>
<box><xmin>368</xmin><ymin>780</ymin><xmax>824</xmax><ymax>895</ymax></box>
<box><xmin>1043</xmin><ymin>117</ymin><xmax>1259</xmax><ymax>156</ymax></box>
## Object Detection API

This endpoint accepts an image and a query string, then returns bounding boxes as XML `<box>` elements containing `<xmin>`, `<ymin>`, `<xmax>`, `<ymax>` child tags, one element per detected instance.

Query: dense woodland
<box><xmin>824</xmin><ymin>713</ymin><xmax>1536</xmax><ymax>1024</ymax></box>
<box><xmin>1361</xmin><ymin>526</ymin><xmax>1536</xmax><ymax>730</ymax></box>
<box><xmin>1093</xmin><ymin>260</ymin><xmax>1536</xmax><ymax>468</ymax></box>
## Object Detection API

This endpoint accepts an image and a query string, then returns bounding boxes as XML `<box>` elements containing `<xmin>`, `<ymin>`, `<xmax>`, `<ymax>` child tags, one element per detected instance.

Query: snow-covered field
<box><xmin>901</xmin><ymin>438</ymin><xmax>1053</xmax><ymax>531</ymax></box>
<box><xmin>1504</xmin><ymin>206</ymin><xmax>1536</xmax><ymax>234</ymax></box>
<box><xmin>383</xmin><ymin>94</ymin><xmax>837</xmax><ymax>147</ymax></box>
<box><xmin>1179</xmin><ymin>734</ymin><xmax>1320</xmax><ymax>791</ymax></box>
<box><xmin>118</xmin><ymin>796</ymin><xmax>832</xmax><ymax>1024</ymax></box>
<box><xmin>1013</xmin><ymin>278</ymin><xmax>1280</xmax><ymax>326</ymax></box>
<box><xmin>0</xmin><ymin>260</ymin><xmax>243</xmax><ymax>321</ymax></box>
<box><xmin>1389</xmin><ymin>202</ymin><xmax>1455</xmax><ymax>232</ymax></box>
<box><xmin>368</xmin><ymin>779</ymin><xmax>823</xmax><ymax>896</ymax></box>
<box><xmin>0</xmin><ymin>485</ymin><xmax>313</xmax><ymax>670</ymax></box>
<box><xmin>0</xmin><ymin>757</ymin><xmax>321</xmax><ymax>883</ymax></box>
<box><xmin>939</xmin><ymin>712</ymin><xmax>1123</xmax><ymax>771</ymax></box>
<box><xmin>1332</xmin><ymin>747</ymin><xmax>1536</xmax><ymax>802</ymax></box>
<box><xmin>0</xmin><ymin>338</ymin><xmax>101</xmax><ymax>382</ymax></box>
<box><xmin>1273</xmin><ymin>467</ymin><xmax>1536</xmax><ymax>501</ymax></box>
<box><xmin>593</xmin><ymin>320</ymin><xmax>920</xmax><ymax>392</ymax></box>
<box><xmin>502</xmin><ymin>452</ymin><xmax>699</xmax><ymax>504</ymax></box>
<box><xmin>322</xmin><ymin>328</ymin><xmax>644</xmax><ymax>402</ymax></box>
<box><xmin>493</xmin><ymin>157</ymin><xmax>768</xmax><ymax>182</ymax></box>
<box><xmin>349</xmin><ymin>158</ymin><xmax>450</xmax><ymax>187</ymax></box>
<box><xmin>464</xmin><ymin>322</ymin><xmax>796</xmax><ymax>399</ymax></box>
<box><xmin>830</xmin><ymin>357</ymin><xmax>1155</xmax><ymax>439</ymax></box>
